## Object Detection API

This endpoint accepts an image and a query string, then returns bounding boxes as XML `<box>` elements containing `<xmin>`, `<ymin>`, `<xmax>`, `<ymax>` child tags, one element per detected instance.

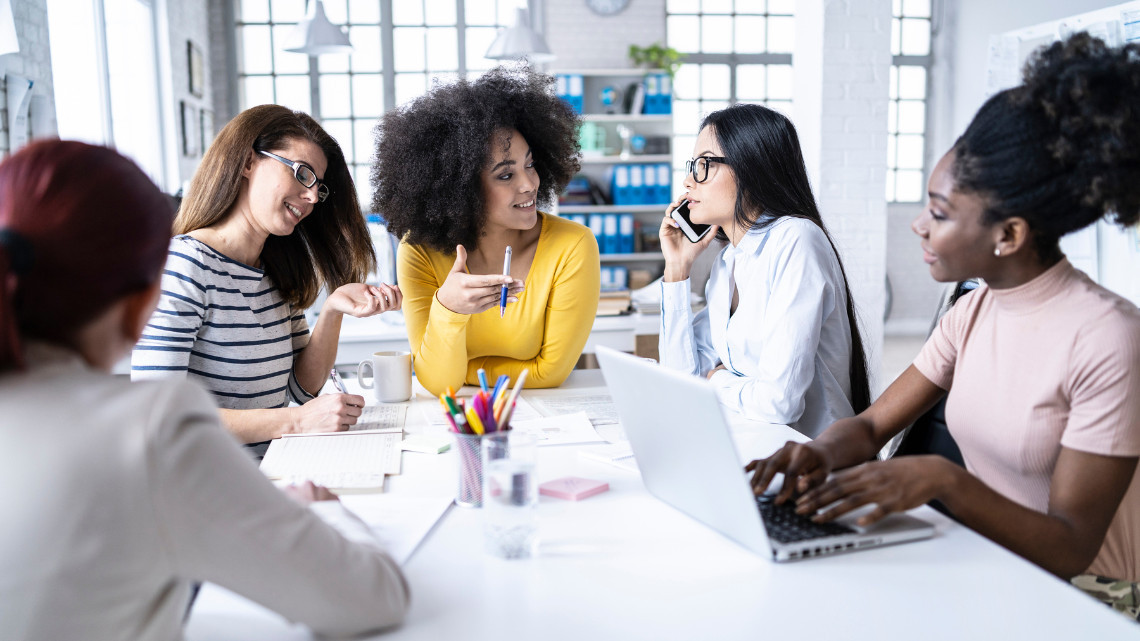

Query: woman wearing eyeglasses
<box><xmin>658</xmin><ymin>104</ymin><xmax>869</xmax><ymax>437</ymax></box>
<box><xmin>132</xmin><ymin>105</ymin><xmax>402</xmax><ymax>449</ymax></box>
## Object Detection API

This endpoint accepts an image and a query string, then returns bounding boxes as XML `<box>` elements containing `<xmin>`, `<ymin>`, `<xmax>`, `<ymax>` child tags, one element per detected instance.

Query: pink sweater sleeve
<box><xmin>1060</xmin><ymin>310</ymin><xmax>1140</xmax><ymax>456</ymax></box>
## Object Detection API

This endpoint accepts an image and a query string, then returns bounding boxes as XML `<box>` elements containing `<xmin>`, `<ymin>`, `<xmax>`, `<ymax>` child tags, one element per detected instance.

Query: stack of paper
<box><xmin>260</xmin><ymin>429</ymin><xmax>402</xmax><ymax>492</ymax></box>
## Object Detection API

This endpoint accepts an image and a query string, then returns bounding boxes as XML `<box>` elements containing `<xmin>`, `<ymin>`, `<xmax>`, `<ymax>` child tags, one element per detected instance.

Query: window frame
<box><xmin>887</xmin><ymin>2</ymin><xmax>934</xmax><ymax>203</ymax></box>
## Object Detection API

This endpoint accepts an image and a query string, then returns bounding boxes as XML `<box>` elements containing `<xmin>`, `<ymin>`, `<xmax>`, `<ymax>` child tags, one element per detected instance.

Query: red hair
<box><xmin>0</xmin><ymin>140</ymin><xmax>174</xmax><ymax>371</ymax></box>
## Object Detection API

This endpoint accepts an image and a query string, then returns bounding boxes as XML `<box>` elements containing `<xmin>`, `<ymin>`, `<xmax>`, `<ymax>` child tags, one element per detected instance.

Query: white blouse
<box><xmin>659</xmin><ymin>216</ymin><xmax>856</xmax><ymax>437</ymax></box>
<box><xmin>0</xmin><ymin>343</ymin><xmax>408</xmax><ymax>641</ymax></box>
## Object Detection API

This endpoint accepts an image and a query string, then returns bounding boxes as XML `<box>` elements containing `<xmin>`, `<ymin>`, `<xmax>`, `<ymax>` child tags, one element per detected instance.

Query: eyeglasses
<box><xmin>685</xmin><ymin>156</ymin><xmax>728</xmax><ymax>184</ymax></box>
<box><xmin>258</xmin><ymin>150</ymin><xmax>330</xmax><ymax>202</ymax></box>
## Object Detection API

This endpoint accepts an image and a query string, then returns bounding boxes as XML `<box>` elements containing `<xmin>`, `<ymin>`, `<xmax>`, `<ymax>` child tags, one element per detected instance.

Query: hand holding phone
<box><xmin>669</xmin><ymin>200</ymin><xmax>713</xmax><ymax>243</ymax></box>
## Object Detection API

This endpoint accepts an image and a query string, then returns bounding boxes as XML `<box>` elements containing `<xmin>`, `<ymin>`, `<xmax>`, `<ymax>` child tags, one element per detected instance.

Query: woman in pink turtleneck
<box><xmin>748</xmin><ymin>33</ymin><xmax>1140</xmax><ymax>614</ymax></box>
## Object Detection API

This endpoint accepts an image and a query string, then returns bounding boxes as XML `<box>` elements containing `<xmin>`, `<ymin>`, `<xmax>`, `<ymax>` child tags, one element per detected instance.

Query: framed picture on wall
<box><xmin>188</xmin><ymin>40</ymin><xmax>204</xmax><ymax>98</ymax></box>
<box><xmin>181</xmin><ymin>101</ymin><xmax>199</xmax><ymax>157</ymax></box>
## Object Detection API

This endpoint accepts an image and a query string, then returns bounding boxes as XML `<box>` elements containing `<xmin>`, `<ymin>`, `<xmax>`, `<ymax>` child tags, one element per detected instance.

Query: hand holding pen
<box><xmin>500</xmin><ymin>246</ymin><xmax>512</xmax><ymax>318</ymax></box>
<box><xmin>287</xmin><ymin>369</ymin><xmax>365</xmax><ymax>434</ymax></box>
<box><xmin>435</xmin><ymin>245</ymin><xmax>524</xmax><ymax>315</ymax></box>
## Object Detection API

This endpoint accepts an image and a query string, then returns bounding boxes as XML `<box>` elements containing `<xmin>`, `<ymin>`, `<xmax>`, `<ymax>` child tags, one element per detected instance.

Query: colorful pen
<box><xmin>499</xmin><ymin>245</ymin><xmax>512</xmax><ymax>318</ymax></box>
<box><xmin>477</xmin><ymin>368</ymin><xmax>489</xmax><ymax>393</ymax></box>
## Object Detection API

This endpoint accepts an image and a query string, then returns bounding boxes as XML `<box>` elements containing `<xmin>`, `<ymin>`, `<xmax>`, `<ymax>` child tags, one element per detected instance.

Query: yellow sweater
<box><xmin>397</xmin><ymin>213</ymin><xmax>601</xmax><ymax>397</ymax></box>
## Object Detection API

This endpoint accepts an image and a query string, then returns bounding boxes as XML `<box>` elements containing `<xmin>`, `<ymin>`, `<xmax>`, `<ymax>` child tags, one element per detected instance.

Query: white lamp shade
<box><xmin>485</xmin><ymin>8</ymin><xmax>554</xmax><ymax>63</ymax></box>
<box><xmin>283</xmin><ymin>0</ymin><xmax>352</xmax><ymax>56</ymax></box>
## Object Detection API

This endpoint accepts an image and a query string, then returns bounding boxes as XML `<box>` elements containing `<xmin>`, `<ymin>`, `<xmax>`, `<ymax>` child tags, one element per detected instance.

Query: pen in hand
<box><xmin>500</xmin><ymin>245</ymin><xmax>512</xmax><ymax>318</ymax></box>
<box><xmin>328</xmin><ymin>368</ymin><xmax>348</xmax><ymax>394</ymax></box>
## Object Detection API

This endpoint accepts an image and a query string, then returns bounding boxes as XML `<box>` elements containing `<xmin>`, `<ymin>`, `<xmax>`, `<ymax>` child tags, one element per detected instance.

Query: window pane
<box><xmin>897</xmin><ymin>65</ymin><xmax>926</xmax><ymax>99</ymax></box>
<box><xmin>888</xmin><ymin>100</ymin><xmax>898</xmax><ymax>133</ymax></box>
<box><xmin>734</xmin><ymin>16</ymin><xmax>766</xmax><ymax>54</ymax></box>
<box><xmin>767</xmin><ymin>64</ymin><xmax>792</xmax><ymax>99</ymax></box>
<box><xmin>242</xmin><ymin>75</ymin><xmax>275</xmax><ymax>107</ymax></box>
<box><xmin>104</xmin><ymin>0</ymin><xmax>164</xmax><ymax>183</ymax></box>
<box><xmin>702</xmin><ymin>0</ymin><xmax>732</xmax><ymax>14</ymax></box>
<box><xmin>466</xmin><ymin>0</ymin><xmax>497</xmax><ymax>25</ymax></box>
<box><xmin>893</xmin><ymin>0</ymin><xmax>902</xmax><ymax>17</ymax></box>
<box><xmin>735</xmin><ymin>0</ymin><xmax>765</xmax><ymax>13</ymax></box>
<box><xmin>273</xmin><ymin>25</ymin><xmax>310</xmax><ymax>74</ymax></box>
<box><xmin>889</xmin><ymin>65</ymin><xmax>898</xmax><ymax>99</ymax></box>
<box><xmin>702</xmin><ymin>99</ymin><xmax>730</xmax><ymax>116</ymax></box>
<box><xmin>424</xmin><ymin>0</ymin><xmax>457</xmax><ymax>25</ymax></box>
<box><xmin>736</xmin><ymin>64</ymin><xmax>766</xmax><ymax>100</ymax></box>
<box><xmin>896</xmin><ymin>134</ymin><xmax>924</xmax><ymax>169</ymax></box>
<box><xmin>349</xmin><ymin>0</ymin><xmax>381</xmax><ymax>23</ymax></box>
<box><xmin>701</xmin><ymin>64</ymin><xmax>731</xmax><ymax>100</ymax></box>
<box><xmin>466</xmin><ymin>27</ymin><xmax>499</xmax><ymax>71</ymax></box>
<box><xmin>350</xmin><ymin>25</ymin><xmax>382</xmax><ymax>72</ymax></box>
<box><xmin>896</xmin><ymin>170</ymin><xmax>923</xmax><ymax>202</ymax></box>
<box><xmin>320</xmin><ymin>74</ymin><xmax>352</xmax><ymax>118</ymax></box>
<box><xmin>885</xmin><ymin>169</ymin><xmax>896</xmax><ymax>201</ymax></box>
<box><xmin>241</xmin><ymin>26</ymin><xmax>273</xmax><ymax>74</ymax></box>
<box><xmin>323</xmin><ymin>0</ymin><xmax>347</xmax><ymax>24</ymax></box>
<box><xmin>430</xmin><ymin>71</ymin><xmax>461</xmax><ymax>88</ymax></box>
<box><xmin>47</xmin><ymin>0</ymin><xmax>105</xmax><ymax>143</ymax></box>
<box><xmin>674</xmin><ymin>101</ymin><xmax>701</xmax><ymax>134</ymax></box>
<box><xmin>667</xmin><ymin>16</ymin><xmax>699</xmax><ymax>53</ymax></box>
<box><xmin>239</xmin><ymin>0</ymin><xmax>270</xmax><ymax>23</ymax></box>
<box><xmin>900</xmin><ymin>18</ymin><xmax>930</xmax><ymax>56</ymax></box>
<box><xmin>354</xmin><ymin>119</ymin><xmax>376</xmax><ymax>168</ymax></box>
<box><xmin>393</xmin><ymin>0</ymin><xmax>424</xmax><ymax>25</ymax></box>
<box><xmin>498</xmin><ymin>0</ymin><xmax>524</xmax><ymax>23</ymax></box>
<box><xmin>897</xmin><ymin>100</ymin><xmax>925</xmax><ymax>134</ymax></box>
<box><xmin>426</xmin><ymin>27</ymin><xmax>458</xmax><ymax>71</ymax></box>
<box><xmin>886</xmin><ymin>133</ymin><xmax>897</xmax><ymax>167</ymax></box>
<box><xmin>355</xmin><ymin>164</ymin><xmax>373</xmax><ymax>206</ymax></box>
<box><xmin>394</xmin><ymin>27</ymin><xmax>426</xmax><ymax>71</ymax></box>
<box><xmin>323</xmin><ymin>119</ymin><xmax>354</xmax><ymax>162</ymax></box>
<box><xmin>701</xmin><ymin>16</ymin><xmax>733</xmax><ymax>53</ymax></box>
<box><xmin>902</xmin><ymin>0</ymin><xmax>931</xmax><ymax>18</ymax></box>
<box><xmin>270</xmin><ymin>0</ymin><xmax>303</xmax><ymax>22</ymax></box>
<box><xmin>890</xmin><ymin>18</ymin><xmax>900</xmax><ymax>56</ymax></box>
<box><xmin>668</xmin><ymin>0</ymin><xmax>699</xmax><ymax>13</ymax></box>
<box><xmin>275</xmin><ymin>75</ymin><xmax>312</xmax><ymax>112</ymax></box>
<box><xmin>353</xmin><ymin>74</ymin><xmax>383</xmax><ymax>117</ymax></box>
<box><xmin>767</xmin><ymin>0</ymin><xmax>794</xmax><ymax>15</ymax></box>
<box><xmin>673</xmin><ymin>64</ymin><xmax>699</xmax><ymax>100</ymax></box>
<box><xmin>322</xmin><ymin>52</ymin><xmax>350</xmax><ymax>73</ymax></box>
<box><xmin>395</xmin><ymin>72</ymin><xmax>428</xmax><ymax>106</ymax></box>
<box><xmin>766</xmin><ymin>99</ymin><xmax>791</xmax><ymax>116</ymax></box>
<box><xmin>768</xmin><ymin>16</ymin><xmax>794</xmax><ymax>53</ymax></box>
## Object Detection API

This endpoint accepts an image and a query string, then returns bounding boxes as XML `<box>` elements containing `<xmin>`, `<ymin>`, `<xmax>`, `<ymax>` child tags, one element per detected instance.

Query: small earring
<box><xmin>994</xmin><ymin>247</ymin><xmax>1001</xmax><ymax>257</ymax></box>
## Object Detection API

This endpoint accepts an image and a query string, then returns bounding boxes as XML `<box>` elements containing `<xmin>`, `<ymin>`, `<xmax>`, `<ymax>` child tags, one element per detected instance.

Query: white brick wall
<box><xmin>795</xmin><ymin>0</ymin><xmax>892</xmax><ymax>391</ymax></box>
<box><xmin>0</xmin><ymin>0</ymin><xmax>56</xmax><ymax>160</ymax></box>
<box><xmin>164</xmin><ymin>0</ymin><xmax>212</xmax><ymax>187</ymax></box>
<box><xmin>544</xmin><ymin>0</ymin><xmax>665</xmax><ymax>69</ymax></box>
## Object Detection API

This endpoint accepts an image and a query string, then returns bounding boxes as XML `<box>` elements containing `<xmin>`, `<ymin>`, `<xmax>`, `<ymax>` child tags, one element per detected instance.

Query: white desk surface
<box><xmin>185</xmin><ymin>370</ymin><xmax>1134</xmax><ymax>640</ymax></box>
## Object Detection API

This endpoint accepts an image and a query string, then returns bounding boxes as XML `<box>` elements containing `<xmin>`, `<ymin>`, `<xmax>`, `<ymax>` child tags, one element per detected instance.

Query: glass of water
<box><xmin>482</xmin><ymin>431</ymin><xmax>539</xmax><ymax>559</ymax></box>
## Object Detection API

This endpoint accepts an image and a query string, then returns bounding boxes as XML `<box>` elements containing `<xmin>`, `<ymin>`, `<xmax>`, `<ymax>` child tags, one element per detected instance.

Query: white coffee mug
<box><xmin>357</xmin><ymin>350</ymin><xmax>413</xmax><ymax>403</ymax></box>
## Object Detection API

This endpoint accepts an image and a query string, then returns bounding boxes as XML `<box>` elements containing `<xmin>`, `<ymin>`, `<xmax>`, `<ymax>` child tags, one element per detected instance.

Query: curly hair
<box><xmin>370</xmin><ymin>66</ymin><xmax>581</xmax><ymax>252</ymax></box>
<box><xmin>953</xmin><ymin>33</ymin><xmax>1140</xmax><ymax>260</ymax></box>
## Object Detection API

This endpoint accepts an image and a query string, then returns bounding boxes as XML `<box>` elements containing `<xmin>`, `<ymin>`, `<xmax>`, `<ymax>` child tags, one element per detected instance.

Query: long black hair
<box><xmin>701</xmin><ymin>104</ymin><xmax>871</xmax><ymax>413</ymax></box>
<box><xmin>953</xmin><ymin>33</ymin><xmax>1140</xmax><ymax>261</ymax></box>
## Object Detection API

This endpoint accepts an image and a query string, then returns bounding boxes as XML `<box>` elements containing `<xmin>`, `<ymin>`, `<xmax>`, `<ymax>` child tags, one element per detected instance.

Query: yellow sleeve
<box><xmin>468</xmin><ymin>231</ymin><xmax>600</xmax><ymax>388</ymax></box>
<box><xmin>396</xmin><ymin>242</ymin><xmax>471</xmax><ymax>396</ymax></box>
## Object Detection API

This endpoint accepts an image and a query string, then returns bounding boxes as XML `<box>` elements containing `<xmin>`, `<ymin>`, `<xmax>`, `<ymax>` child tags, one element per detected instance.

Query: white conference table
<box><xmin>185</xmin><ymin>370</ymin><xmax>1136</xmax><ymax>640</ymax></box>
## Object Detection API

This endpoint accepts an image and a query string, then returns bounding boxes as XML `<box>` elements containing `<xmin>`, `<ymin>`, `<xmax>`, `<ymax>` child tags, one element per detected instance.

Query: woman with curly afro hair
<box><xmin>372</xmin><ymin>66</ymin><xmax>599</xmax><ymax>396</ymax></box>
<box><xmin>748</xmin><ymin>33</ymin><xmax>1140</xmax><ymax>610</ymax></box>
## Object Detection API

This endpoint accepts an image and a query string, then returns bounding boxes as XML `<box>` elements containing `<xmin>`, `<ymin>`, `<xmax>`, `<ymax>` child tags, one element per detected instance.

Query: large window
<box><xmin>665</xmin><ymin>0</ymin><xmax>795</xmax><ymax>190</ymax></box>
<box><xmin>236</xmin><ymin>0</ymin><xmax>523</xmax><ymax>197</ymax></box>
<box><xmin>887</xmin><ymin>0</ymin><xmax>932</xmax><ymax>202</ymax></box>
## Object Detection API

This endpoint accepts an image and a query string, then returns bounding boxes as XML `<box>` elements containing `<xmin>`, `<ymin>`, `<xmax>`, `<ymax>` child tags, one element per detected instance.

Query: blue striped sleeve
<box><xmin>131</xmin><ymin>258</ymin><xmax>207</xmax><ymax>381</ymax></box>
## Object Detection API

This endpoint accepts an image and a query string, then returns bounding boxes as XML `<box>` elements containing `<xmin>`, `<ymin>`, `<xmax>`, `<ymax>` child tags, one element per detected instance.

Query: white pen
<box><xmin>328</xmin><ymin>368</ymin><xmax>348</xmax><ymax>393</ymax></box>
<box><xmin>499</xmin><ymin>245</ymin><xmax>512</xmax><ymax>318</ymax></box>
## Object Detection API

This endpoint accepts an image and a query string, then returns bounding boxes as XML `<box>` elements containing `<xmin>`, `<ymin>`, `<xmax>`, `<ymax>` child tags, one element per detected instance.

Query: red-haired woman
<box><xmin>0</xmin><ymin>141</ymin><xmax>408</xmax><ymax>639</ymax></box>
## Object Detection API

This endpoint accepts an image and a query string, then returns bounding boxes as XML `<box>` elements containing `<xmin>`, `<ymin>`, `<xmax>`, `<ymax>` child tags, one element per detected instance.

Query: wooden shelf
<box><xmin>557</xmin><ymin>204</ymin><xmax>668</xmax><ymax>213</ymax></box>
<box><xmin>579</xmin><ymin>154</ymin><xmax>672</xmax><ymax>165</ymax></box>
<box><xmin>599</xmin><ymin>252</ymin><xmax>664</xmax><ymax>262</ymax></box>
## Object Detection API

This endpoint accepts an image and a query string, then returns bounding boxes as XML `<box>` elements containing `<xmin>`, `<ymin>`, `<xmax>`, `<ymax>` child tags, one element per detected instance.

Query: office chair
<box><xmin>888</xmin><ymin>280</ymin><xmax>977</xmax><ymax>517</ymax></box>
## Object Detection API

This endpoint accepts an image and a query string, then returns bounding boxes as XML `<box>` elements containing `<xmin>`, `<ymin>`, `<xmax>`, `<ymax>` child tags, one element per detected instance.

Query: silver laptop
<box><xmin>595</xmin><ymin>346</ymin><xmax>934</xmax><ymax>561</ymax></box>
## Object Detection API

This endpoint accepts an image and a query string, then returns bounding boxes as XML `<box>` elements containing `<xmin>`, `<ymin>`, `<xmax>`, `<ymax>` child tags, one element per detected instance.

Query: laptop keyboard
<box><xmin>756</xmin><ymin>494</ymin><xmax>856</xmax><ymax>543</ymax></box>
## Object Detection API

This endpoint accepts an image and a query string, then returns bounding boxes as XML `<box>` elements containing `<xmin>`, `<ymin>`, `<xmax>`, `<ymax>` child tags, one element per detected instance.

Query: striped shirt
<box><xmin>131</xmin><ymin>235</ymin><xmax>315</xmax><ymax>409</ymax></box>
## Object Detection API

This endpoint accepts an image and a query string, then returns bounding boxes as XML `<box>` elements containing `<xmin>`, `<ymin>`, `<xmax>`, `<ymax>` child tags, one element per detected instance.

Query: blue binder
<box><xmin>602</xmin><ymin>213</ymin><xmax>619</xmax><ymax>255</ymax></box>
<box><xmin>588</xmin><ymin>214</ymin><xmax>606</xmax><ymax>252</ymax></box>
<box><xmin>619</xmin><ymin>213</ymin><xmax>635</xmax><ymax>253</ymax></box>
<box><xmin>612</xmin><ymin>165</ymin><xmax>631</xmax><ymax>206</ymax></box>
<box><xmin>629</xmin><ymin>165</ymin><xmax>645</xmax><ymax>205</ymax></box>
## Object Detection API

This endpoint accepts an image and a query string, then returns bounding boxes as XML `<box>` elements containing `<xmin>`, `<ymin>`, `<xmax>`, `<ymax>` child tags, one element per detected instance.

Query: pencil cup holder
<box><xmin>454</xmin><ymin>433</ymin><xmax>486</xmax><ymax>508</ymax></box>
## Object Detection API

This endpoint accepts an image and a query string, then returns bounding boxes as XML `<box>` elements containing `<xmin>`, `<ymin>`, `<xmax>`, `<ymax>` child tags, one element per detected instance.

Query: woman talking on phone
<box><xmin>658</xmin><ymin>104</ymin><xmax>869</xmax><ymax>436</ymax></box>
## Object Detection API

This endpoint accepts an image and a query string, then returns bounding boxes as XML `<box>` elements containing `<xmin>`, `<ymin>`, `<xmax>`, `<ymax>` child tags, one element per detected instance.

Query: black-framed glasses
<box><xmin>685</xmin><ymin>156</ymin><xmax>728</xmax><ymax>183</ymax></box>
<box><xmin>258</xmin><ymin>150</ymin><xmax>330</xmax><ymax>202</ymax></box>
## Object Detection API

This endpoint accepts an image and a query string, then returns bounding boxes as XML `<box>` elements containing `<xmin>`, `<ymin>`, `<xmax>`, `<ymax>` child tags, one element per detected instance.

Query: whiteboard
<box><xmin>983</xmin><ymin>1</ymin><xmax>1140</xmax><ymax>305</ymax></box>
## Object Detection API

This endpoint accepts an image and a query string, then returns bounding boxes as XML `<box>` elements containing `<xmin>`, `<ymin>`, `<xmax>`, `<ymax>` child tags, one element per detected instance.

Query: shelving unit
<box><xmin>552</xmin><ymin>69</ymin><xmax>675</xmax><ymax>292</ymax></box>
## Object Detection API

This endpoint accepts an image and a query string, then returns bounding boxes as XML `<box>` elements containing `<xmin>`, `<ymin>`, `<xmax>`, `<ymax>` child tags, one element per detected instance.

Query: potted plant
<box><xmin>627</xmin><ymin>42</ymin><xmax>684</xmax><ymax>79</ymax></box>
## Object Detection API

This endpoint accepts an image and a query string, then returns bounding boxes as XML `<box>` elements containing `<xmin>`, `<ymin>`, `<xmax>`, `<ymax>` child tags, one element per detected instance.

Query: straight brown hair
<box><xmin>175</xmin><ymin>104</ymin><xmax>375</xmax><ymax>308</ymax></box>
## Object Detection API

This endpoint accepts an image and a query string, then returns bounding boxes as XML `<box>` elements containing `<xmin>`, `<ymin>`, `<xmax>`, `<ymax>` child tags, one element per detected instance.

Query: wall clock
<box><xmin>586</xmin><ymin>0</ymin><xmax>631</xmax><ymax>17</ymax></box>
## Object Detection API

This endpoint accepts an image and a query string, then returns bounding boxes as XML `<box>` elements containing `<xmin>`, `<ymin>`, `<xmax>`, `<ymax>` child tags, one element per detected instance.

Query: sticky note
<box><xmin>539</xmin><ymin>477</ymin><xmax>610</xmax><ymax>501</ymax></box>
<box><xmin>400</xmin><ymin>434</ymin><xmax>451</xmax><ymax>454</ymax></box>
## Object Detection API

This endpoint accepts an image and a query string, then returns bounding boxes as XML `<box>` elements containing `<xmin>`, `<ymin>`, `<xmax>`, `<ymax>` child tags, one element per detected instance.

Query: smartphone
<box><xmin>669</xmin><ymin>200</ymin><xmax>712</xmax><ymax>243</ymax></box>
